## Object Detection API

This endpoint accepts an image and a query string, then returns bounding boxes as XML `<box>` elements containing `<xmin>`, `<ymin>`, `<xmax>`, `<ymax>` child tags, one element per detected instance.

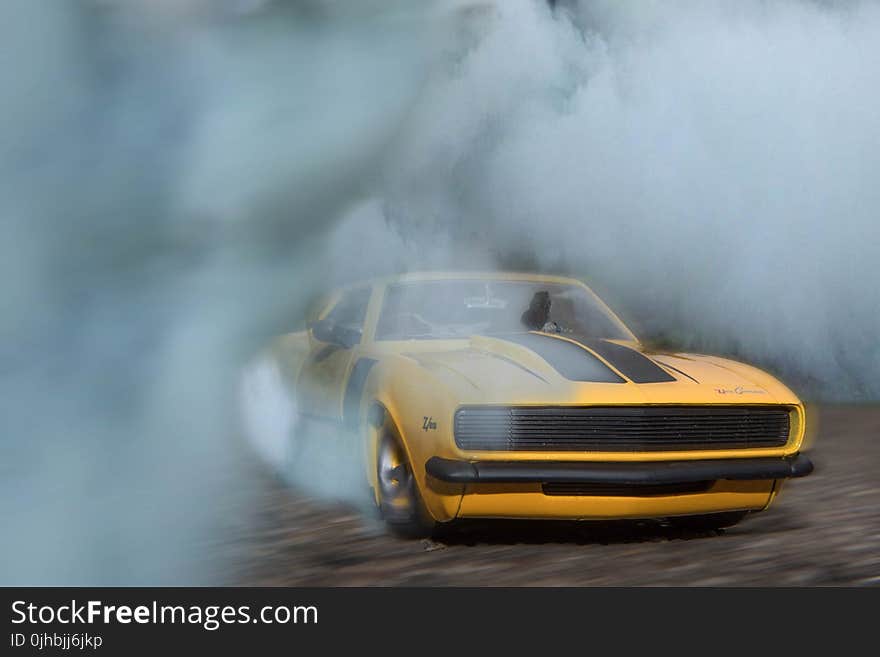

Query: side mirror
<box><xmin>310</xmin><ymin>318</ymin><xmax>335</xmax><ymax>343</ymax></box>
<box><xmin>309</xmin><ymin>319</ymin><xmax>361</xmax><ymax>349</ymax></box>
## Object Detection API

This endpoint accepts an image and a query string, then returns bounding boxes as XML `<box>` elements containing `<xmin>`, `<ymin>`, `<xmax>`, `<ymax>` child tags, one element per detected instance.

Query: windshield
<box><xmin>375</xmin><ymin>280</ymin><xmax>633</xmax><ymax>341</ymax></box>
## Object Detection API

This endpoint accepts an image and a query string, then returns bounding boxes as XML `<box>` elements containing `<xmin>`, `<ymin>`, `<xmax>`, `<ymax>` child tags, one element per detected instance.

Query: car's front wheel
<box><xmin>375</xmin><ymin>432</ymin><xmax>437</xmax><ymax>537</ymax></box>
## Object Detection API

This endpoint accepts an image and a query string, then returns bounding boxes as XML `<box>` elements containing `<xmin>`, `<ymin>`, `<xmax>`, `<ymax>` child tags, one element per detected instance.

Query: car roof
<box><xmin>367</xmin><ymin>271</ymin><xmax>586</xmax><ymax>287</ymax></box>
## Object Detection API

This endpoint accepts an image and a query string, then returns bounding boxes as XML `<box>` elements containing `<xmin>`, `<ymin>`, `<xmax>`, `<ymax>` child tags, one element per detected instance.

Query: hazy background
<box><xmin>1</xmin><ymin>0</ymin><xmax>878</xmax><ymax>584</ymax></box>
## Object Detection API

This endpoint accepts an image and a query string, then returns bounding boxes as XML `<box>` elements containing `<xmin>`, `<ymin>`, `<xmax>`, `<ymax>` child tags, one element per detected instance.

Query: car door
<box><xmin>296</xmin><ymin>286</ymin><xmax>372</xmax><ymax>422</ymax></box>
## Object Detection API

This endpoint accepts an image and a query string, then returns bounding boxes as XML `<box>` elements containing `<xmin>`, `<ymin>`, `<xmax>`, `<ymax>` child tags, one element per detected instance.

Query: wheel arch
<box><xmin>360</xmin><ymin>358</ymin><xmax>464</xmax><ymax>523</ymax></box>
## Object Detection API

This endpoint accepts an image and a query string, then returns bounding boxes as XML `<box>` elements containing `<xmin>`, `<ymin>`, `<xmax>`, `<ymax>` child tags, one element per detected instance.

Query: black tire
<box><xmin>375</xmin><ymin>432</ymin><xmax>437</xmax><ymax>538</ymax></box>
<box><xmin>667</xmin><ymin>510</ymin><xmax>749</xmax><ymax>532</ymax></box>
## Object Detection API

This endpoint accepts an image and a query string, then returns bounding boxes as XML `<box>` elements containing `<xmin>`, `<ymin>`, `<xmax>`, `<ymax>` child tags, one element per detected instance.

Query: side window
<box><xmin>324</xmin><ymin>287</ymin><xmax>371</xmax><ymax>335</ymax></box>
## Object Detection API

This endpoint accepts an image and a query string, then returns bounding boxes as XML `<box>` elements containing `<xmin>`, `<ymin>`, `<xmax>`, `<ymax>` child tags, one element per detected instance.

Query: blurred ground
<box><xmin>217</xmin><ymin>405</ymin><xmax>880</xmax><ymax>586</ymax></box>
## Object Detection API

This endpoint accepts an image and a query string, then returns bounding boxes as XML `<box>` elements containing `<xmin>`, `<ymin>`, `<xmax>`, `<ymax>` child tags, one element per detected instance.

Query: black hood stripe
<box><xmin>572</xmin><ymin>337</ymin><xmax>677</xmax><ymax>383</ymax></box>
<box><xmin>498</xmin><ymin>333</ymin><xmax>625</xmax><ymax>383</ymax></box>
<box><xmin>652</xmin><ymin>358</ymin><xmax>700</xmax><ymax>384</ymax></box>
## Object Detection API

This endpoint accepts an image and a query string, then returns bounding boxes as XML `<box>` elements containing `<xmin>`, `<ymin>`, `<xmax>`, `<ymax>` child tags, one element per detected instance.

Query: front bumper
<box><xmin>425</xmin><ymin>453</ymin><xmax>813</xmax><ymax>485</ymax></box>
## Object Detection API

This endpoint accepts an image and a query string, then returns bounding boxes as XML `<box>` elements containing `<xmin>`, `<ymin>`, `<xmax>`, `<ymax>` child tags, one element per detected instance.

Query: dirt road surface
<box><xmin>218</xmin><ymin>405</ymin><xmax>880</xmax><ymax>586</ymax></box>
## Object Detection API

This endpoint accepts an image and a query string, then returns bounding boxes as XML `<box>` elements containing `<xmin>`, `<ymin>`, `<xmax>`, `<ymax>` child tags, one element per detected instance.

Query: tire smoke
<box><xmin>366</xmin><ymin>0</ymin><xmax>880</xmax><ymax>400</ymax></box>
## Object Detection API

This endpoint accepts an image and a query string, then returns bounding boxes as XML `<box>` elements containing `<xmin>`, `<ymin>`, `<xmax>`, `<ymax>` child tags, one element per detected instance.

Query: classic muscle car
<box><xmin>263</xmin><ymin>271</ymin><xmax>813</xmax><ymax>535</ymax></box>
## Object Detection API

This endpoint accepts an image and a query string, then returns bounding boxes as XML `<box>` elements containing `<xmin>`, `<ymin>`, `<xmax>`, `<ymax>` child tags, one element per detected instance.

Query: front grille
<box><xmin>542</xmin><ymin>481</ymin><xmax>714</xmax><ymax>496</ymax></box>
<box><xmin>454</xmin><ymin>406</ymin><xmax>791</xmax><ymax>452</ymax></box>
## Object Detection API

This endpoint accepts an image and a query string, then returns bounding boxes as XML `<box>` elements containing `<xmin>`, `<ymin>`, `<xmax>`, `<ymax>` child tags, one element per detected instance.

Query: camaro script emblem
<box><xmin>715</xmin><ymin>386</ymin><xmax>767</xmax><ymax>395</ymax></box>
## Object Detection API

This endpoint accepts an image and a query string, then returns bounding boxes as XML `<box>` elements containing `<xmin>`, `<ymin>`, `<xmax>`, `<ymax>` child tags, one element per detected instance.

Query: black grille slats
<box><xmin>454</xmin><ymin>406</ymin><xmax>791</xmax><ymax>452</ymax></box>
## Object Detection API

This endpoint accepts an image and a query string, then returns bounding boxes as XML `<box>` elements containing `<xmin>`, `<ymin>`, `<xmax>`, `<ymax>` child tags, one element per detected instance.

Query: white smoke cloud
<box><xmin>0</xmin><ymin>0</ymin><xmax>459</xmax><ymax>584</ymax></box>
<box><xmin>374</xmin><ymin>0</ymin><xmax>880</xmax><ymax>399</ymax></box>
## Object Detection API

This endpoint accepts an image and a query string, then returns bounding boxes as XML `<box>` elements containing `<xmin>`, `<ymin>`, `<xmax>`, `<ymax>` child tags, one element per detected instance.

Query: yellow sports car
<box><xmin>266</xmin><ymin>271</ymin><xmax>813</xmax><ymax>535</ymax></box>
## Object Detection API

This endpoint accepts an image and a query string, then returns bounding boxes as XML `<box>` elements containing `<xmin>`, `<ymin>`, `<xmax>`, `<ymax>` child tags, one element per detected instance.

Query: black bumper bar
<box><xmin>425</xmin><ymin>454</ymin><xmax>813</xmax><ymax>485</ymax></box>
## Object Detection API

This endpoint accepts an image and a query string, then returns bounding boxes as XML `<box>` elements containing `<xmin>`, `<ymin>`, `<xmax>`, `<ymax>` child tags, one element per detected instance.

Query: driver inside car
<box><xmin>521</xmin><ymin>290</ymin><xmax>561</xmax><ymax>333</ymax></box>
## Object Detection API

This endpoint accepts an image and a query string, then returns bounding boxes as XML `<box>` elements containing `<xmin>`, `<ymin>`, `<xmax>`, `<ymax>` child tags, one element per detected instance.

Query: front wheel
<box><xmin>375</xmin><ymin>432</ymin><xmax>437</xmax><ymax>538</ymax></box>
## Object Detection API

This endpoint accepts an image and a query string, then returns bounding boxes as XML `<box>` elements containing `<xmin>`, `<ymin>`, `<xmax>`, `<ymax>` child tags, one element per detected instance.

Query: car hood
<box><xmin>403</xmin><ymin>332</ymin><xmax>798</xmax><ymax>406</ymax></box>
